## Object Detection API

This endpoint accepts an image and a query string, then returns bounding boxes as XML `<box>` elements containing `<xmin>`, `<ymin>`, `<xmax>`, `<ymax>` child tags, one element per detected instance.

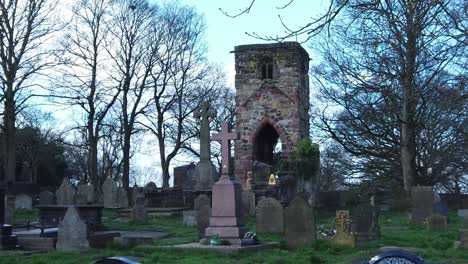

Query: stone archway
<box><xmin>253</xmin><ymin>123</ymin><xmax>279</xmax><ymax>165</ymax></box>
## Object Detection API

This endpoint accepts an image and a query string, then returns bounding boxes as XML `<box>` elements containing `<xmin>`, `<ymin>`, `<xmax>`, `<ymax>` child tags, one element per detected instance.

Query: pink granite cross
<box><xmin>212</xmin><ymin>122</ymin><xmax>238</xmax><ymax>175</ymax></box>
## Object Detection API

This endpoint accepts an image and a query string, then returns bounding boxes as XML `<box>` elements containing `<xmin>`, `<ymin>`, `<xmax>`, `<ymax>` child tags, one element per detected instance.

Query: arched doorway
<box><xmin>253</xmin><ymin>123</ymin><xmax>280</xmax><ymax>165</ymax></box>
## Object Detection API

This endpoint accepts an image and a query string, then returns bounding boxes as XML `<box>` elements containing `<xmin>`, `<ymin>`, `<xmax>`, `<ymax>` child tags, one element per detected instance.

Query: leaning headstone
<box><xmin>39</xmin><ymin>191</ymin><xmax>55</xmax><ymax>205</ymax></box>
<box><xmin>242</xmin><ymin>191</ymin><xmax>256</xmax><ymax>217</ymax></box>
<box><xmin>284</xmin><ymin>195</ymin><xmax>315</xmax><ymax>248</ymax></box>
<box><xmin>14</xmin><ymin>193</ymin><xmax>32</xmax><ymax>209</ymax></box>
<box><xmin>411</xmin><ymin>186</ymin><xmax>433</xmax><ymax>225</ymax></box>
<box><xmin>132</xmin><ymin>191</ymin><xmax>147</xmax><ymax>223</ymax></box>
<box><xmin>194</xmin><ymin>194</ymin><xmax>210</xmax><ymax>211</ymax></box>
<box><xmin>256</xmin><ymin>198</ymin><xmax>283</xmax><ymax>234</ymax></box>
<box><xmin>197</xmin><ymin>205</ymin><xmax>211</xmax><ymax>239</ymax></box>
<box><xmin>56</xmin><ymin>206</ymin><xmax>89</xmax><ymax>251</ymax></box>
<box><xmin>56</xmin><ymin>178</ymin><xmax>76</xmax><ymax>205</ymax></box>
<box><xmin>144</xmin><ymin>182</ymin><xmax>157</xmax><ymax>192</ymax></box>
<box><xmin>330</xmin><ymin>210</ymin><xmax>355</xmax><ymax>247</ymax></box>
<box><xmin>117</xmin><ymin>188</ymin><xmax>129</xmax><ymax>208</ymax></box>
<box><xmin>75</xmin><ymin>184</ymin><xmax>94</xmax><ymax>205</ymax></box>
<box><xmin>427</xmin><ymin>214</ymin><xmax>447</xmax><ymax>231</ymax></box>
<box><xmin>102</xmin><ymin>177</ymin><xmax>118</xmax><ymax>208</ymax></box>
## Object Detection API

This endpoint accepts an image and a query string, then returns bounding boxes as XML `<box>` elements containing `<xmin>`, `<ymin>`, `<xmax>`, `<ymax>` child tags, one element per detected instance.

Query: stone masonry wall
<box><xmin>233</xmin><ymin>42</ymin><xmax>310</xmax><ymax>188</ymax></box>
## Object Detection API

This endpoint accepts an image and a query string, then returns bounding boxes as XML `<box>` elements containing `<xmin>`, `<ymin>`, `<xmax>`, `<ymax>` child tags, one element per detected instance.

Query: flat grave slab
<box><xmin>14</xmin><ymin>228</ymin><xmax>58</xmax><ymax>238</ymax></box>
<box><xmin>153</xmin><ymin>242</ymin><xmax>278</xmax><ymax>254</ymax></box>
<box><xmin>117</xmin><ymin>207</ymin><xmax>188</xmax><ymax>217</ymax></box>
<box><xmin>114</xmin><ymin>231</ymin><xmax>168</xmax><ymax>247</ymax></box>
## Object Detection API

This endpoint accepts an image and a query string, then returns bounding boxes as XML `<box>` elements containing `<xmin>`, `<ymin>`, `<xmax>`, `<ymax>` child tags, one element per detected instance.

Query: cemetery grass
<box><xmin>2</xmin><ymin>210</ymin><xmax>467</xmax><ymax>263</ymax></box>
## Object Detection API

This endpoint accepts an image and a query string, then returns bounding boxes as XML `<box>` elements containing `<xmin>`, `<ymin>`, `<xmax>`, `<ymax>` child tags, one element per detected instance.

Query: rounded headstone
<box><xmin>39</xmin><ymin>190</ymin><xmax>55</xmax><ymax>205</ymax></box>
<box><xmin>14</xmin><ymin>193</ymin><xmax>33</xmax><ymax>209</ymax></box>
<box><xmin>194</xmin><ymin>194</ymin><xmax>210</xmax><ymax>211</ymax></box>
<box><xmin>197</xmin><ymin>205</ymin><xmax>211</xmax><ymax>239</ymax></box>
<box><xmin>256</xmin><ymin>198</ymin><xmax>283</xmax><ymax>234</ymax></box>
<box><xmin>144</xmin><ymin>182</ymin><xmax>157</xmax><ymax>192</ymax></box>
<box><xmin>284</xmin><ymin>195</ymin><xmax>315</xmax><ymax>248</ymax></box>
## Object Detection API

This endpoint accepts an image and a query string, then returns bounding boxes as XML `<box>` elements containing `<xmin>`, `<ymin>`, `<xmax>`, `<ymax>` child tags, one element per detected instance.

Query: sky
<box><xmin>179</xmin><ymin>0</ymin><xmax>328</xmax><ymax>87</ymax></box>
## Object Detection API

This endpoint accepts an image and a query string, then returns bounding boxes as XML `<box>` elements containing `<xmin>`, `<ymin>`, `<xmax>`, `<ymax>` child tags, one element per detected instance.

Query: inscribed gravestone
<box><xmin>194</xmin><ymin>194</ymin><xmax>210</xmax><ymax>211</ymax></box>
<box><xmin>242</xmin><ymin>190</ymin><xmax>256</xmax><ymax>217</ymax></box>
<box><xmin>56</xmin><ymin>206</ymin><xmax>89</xmax><ymax>251</ymax></box>
<box><xmin>39</xmin><ymin>191</ymin><xmax>54</xmax><ymax>205</ymax></box>
<box><xmin>56</xmin><ymin>178</ymin><xmax>76</xmax><ymax>205</ymax></box>
<box><xmin>197</xmin><ymin>204</ymin><xmax>211</xmax><ymax>239</ymax></box>
<box><xmin>411</xmin><ymin>186</ymin><xmax>433</xmax><ymax>225</ymax></box>
<box><xmin>132</xmin><ymin>191</ymin><xmax>147</xmax><ymax>223</ymax></box>
<box><xmin>284</xmin><ymin>195</ymin><xmax>315</xmax><ymax>248</ymax></box>
<box><xmin>427</xmin><ymin>214</ymin><xmax>447</xmax><ymax>231</ymax></box>
<box><xmin>331</xmin><ymin>210</ymin><xmax>355</xmax><ymax>247</ymax></box>
<box><xmin>75</xmin><ymin>184</ymin><xmax>94</xmax><ymax>205</ymax></box>
<box><xmin>102</xmin><ymin>177</ymin><xmax>118</xmax><ymax>208</ymax></box>
<box><xmin>256</xmin><ymin>198</ymin><xmax>283</xmax><ymax>234</ymax></box>
<box><xmin>14</xmin><ymin>193</ymin><xmax>32</xmax><ymax>209</ymax></box>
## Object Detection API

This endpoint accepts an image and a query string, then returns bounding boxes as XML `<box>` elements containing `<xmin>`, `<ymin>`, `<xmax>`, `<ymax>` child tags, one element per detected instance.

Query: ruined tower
<box><xmin>233</xmin><ymin>42</ymin><xmax>310</xmax><ymax>188</ymax></box>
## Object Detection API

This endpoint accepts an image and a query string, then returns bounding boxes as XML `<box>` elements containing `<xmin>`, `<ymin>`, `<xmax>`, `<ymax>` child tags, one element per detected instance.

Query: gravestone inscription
<box><xmin>330</xmin><ymin>210</ymin><xmax>355</xmax><ymax>247</ymax></box>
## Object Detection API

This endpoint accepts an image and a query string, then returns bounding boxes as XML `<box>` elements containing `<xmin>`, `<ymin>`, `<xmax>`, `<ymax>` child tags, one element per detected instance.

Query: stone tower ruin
<box><xmin>233</xmin><ymin>42</ymin><xmax>310</xmax><ymax>188</ymax></box>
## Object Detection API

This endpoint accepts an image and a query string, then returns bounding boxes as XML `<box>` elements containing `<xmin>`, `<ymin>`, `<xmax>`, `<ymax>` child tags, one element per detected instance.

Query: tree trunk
<box><xmin>89</xmin><ymin>135</ymin><xmax>99</xmax><ymax>200</ymax></box>
<box><xmin>122</xmin><ymin>131</ymin><xmax>131</xmax><ymax>203</ymax></box>
<box><xmin>3</xmin><ymin>85</ymin><xmax>16</xmax><ymax>224</ymax></box>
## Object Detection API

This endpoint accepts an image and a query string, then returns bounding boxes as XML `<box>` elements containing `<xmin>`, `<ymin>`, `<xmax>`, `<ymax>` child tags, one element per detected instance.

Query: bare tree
<box><xmin>106</xmin><ymin>0</ymin><xmax>156</xmax><ymax>199</ymax></box>
<box><xmin>310</xmin><ymin>1</ymin><xmax>466</xmax><ymax>192</ymax></box>
<box><xmin>56</xmin><ymin>0</ymin><xmax>119</xmax><ymax>198</ymax></box>
<box><xmin>0</xmin><ymin>0</ymin><xmax>60</xmax><ymax>223</ymax></box>
<box><xmin>142</xmin><ymin>2</ymin><xmax>222</xmax><ymax>188</ymax></box>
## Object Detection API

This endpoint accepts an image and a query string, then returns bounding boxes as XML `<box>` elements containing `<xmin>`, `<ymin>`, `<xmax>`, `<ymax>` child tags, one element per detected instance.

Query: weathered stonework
<box><xmin>233</xmin><ymin>42</ymin><xmax>310</xmax><ymax>188</ymax></box>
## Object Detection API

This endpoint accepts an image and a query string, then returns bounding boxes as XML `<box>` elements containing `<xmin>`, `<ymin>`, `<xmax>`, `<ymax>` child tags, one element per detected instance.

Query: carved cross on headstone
<box><xmin>212</xmin><ymin>122</ymin><xmax>238</xmax><ymax>176</ymax></box>
<box><xmin>194</xmin><ymin>101</ymin><xmax>217</xmax><ymax>161</ymax></box>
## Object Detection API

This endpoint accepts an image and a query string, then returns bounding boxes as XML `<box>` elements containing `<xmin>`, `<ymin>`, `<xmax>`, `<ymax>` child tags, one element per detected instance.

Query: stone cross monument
<box><xmin>193</xmin><ymin>101</ymin><xmax>218</xmax><ymax>191</ymax></box>
<box><xmin>204</xmin><ymin>122</ymin><xmax>253</xmax><ymax>246</ymax></box>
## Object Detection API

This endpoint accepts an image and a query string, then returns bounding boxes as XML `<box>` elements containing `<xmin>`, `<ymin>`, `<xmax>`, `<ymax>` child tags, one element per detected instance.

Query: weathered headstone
<box><xmin>197</xmin><ymin>205</ymin><xmax>211</xmax><ymax>239</ymax></box>
<box><xmin>427</xmin><ymin>214</ymin><xmax>447</xmax><ymax>231</ymax></box>
<box><xmin>242</xmin><ymin>190</ymin><xmax>256</xmax><ymax>217</ymax></box>
<box><xmin>245</xmin><ymin>171</ymin><xmax>254</xmax><ymax>191</ymax></box>
<box><xmin>183</xmin><ymin>210</ymin><xmax>197</xmax><ymax>227</ymax></box>
<box><xmin>351</xmin><ymin>191</ymin><xmax>380</xmax><ymax>245</ymax></box>
<box><xmin>132</xmin><ymin>191</ymin><xmax>147</xmax><ymax>223</ymax></box>
<box><xmin>193</xmin><ymin>101</ymin><xmax>218</xmax><ymax>191</ymax></box>
<box><xmin>75</xmin><ymin>184</ymin><xmax>94</xmax><ymax>205</ymax></box>
<box><xmin>411</xmin><ymin>186</ymin><xmax>433</xmax><ymax>225</ymax></box>
<box><xmin>330</xmin><ymin>210</ymin><xmax>355</xmax><ymax>247</ymax></box>
<box><xmin>144</xmin><ymin>182</ymin><xmax>157</xmax><ymax>192</ymax></box>
<box><xmin>39</xmin><ymin>191</ymin><xmax>55</xmax><ymax>205</ymax></box>
<box><xmin>117</xmin><ymin>187</ymin><xmax>129</xmax><ymax>208</ymax></box>
<box><xmin>284</xmin><ymin>195</ymin><xmax>315</xmax><ymax>248</ymax></box>
<box><xmin>194</xmin><ymin>194</ymin><xmax>210</xmax><ymax>211</ymax></box>
<box><xmin>56</xmin><ymin>206</ymin><xmax>89</xmax><ymax>251</ymax></box>
<box><xmin>4</xmin><ymin>194</ymin><xmax>15</xmax><ymax>224</ymax></box>
<box><xmin>56</xmin><ymin>178</ymin><xmax>76</xmax><ymax>205</ymax></box>
<box><xmin>102</xmin><ymin>177</ymin><xmax>118</xmax><ymax>208</ymax></box>
<box><xmin>433</xmin><ymin>192</ymin><xmax>448</xmax><ymax>216</ymax></box>
<box><xmin>14</xmin><ymin>193</ymin><xmax>32</xmax><ymax>209</ymax></box>
<box><xmin>256</xmin><ymin>198</ymin><xmax>283</xmax><ymax>234</ymax></box>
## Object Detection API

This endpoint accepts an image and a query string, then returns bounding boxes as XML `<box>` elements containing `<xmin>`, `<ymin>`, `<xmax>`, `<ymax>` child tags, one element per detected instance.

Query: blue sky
<box><xmin>180</xmin><ymin>0</ymin><xmax>327</xmax><ymax>66</ymax></box>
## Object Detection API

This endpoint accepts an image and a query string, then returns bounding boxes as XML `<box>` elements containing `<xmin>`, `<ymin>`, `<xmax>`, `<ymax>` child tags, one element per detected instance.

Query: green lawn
<box><xmin>1</xmin><ymin>209</ymin><xmax>467</xmax><ymax>264</ymax></box>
